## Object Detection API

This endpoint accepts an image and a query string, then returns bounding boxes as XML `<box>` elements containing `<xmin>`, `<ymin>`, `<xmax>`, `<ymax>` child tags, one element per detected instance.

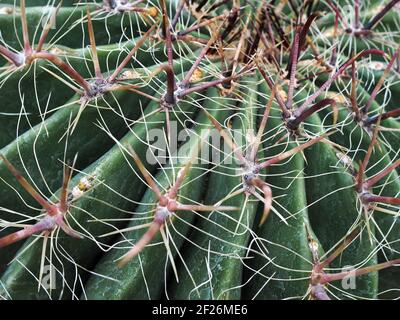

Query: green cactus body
<box><xmin>83</xmin><ymin>87</ymin><xmax>229</xmax><ymax>300</ymax></box>
<box><xmin>243</xmin><ymin>85</ymin><xmax>316</xmax><ymax>299</ymax></box>
<box><xmin>0</xmin><ymin>90</ymin><xmax>198</xmax><ymax>299</ymax></box>
<box><xmin>0</xmin><ymin>0</ymin><xmax>399</xmax><ymax>301</ymax></box>
<box><xmin>170</xmin><ymin>79</ymin><xmax>261</xmax><ymax>300</ymax></box>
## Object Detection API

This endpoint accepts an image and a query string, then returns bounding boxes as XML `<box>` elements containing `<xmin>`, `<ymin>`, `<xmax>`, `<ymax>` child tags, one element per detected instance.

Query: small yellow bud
<box><xmin>277</xmin><ymin>86</ymin><xmax>288</xmax><ymax>102</ymax></box>
<box><xmin>326</xmin><ymin>91</ymin><xmax>347</xmax><ymax>104</ymax></box>
<box><xmin>190</xmin><ymin>68</ymin><xmax>204</xmax><ymax>83</ymax></box>
<box><xmin>144</xmin><ymin>7</ymin><xmax>158</xmax><ymax>18</ymax></box>
<box><xmin>119</xmin><ymin>70</ymin><xmax>141</xmax><ymax>80</ymax></box>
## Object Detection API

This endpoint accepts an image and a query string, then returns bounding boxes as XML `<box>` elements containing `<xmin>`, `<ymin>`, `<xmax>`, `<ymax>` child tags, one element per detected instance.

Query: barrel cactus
<box><xmin>0</xmin><ymin>0</ymin><xmax>399</xmax><ymax>300</ymax></box>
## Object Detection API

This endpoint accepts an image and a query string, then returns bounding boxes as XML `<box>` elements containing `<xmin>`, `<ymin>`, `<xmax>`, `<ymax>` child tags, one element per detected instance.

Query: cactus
<box><xmin>0</xmin><ymin>0</ymin><xmax>399</xmax><ymax>300</ymax></box>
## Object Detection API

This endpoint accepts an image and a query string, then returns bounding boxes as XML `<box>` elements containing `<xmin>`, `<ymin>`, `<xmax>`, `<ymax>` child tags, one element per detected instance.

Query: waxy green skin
<box><xmin>242</xmin><ymin>81</ymin><xmax>317</xmax><ymax>300</ymax></box>
<box><xmin>304</xmin><ymin>70</ymin><xmax>400</xmax><ymax>298</ymax></box>
<box><xmin>353</xmin><ymin>67</ymin><xmax>400</xmax><ymax>164</ymax></box>
<box><xmin>170</xmin><ymin>79</ymin><xmax>260</xmax><ymax>300</ymax></box>
<box><xmin>0</xmin><ymin>88</ymin><xmax>199</xmax><ymax>299</ymax></box>
<box><xmin>83</xmin><ymin>163</ymin><xmax>204</xmax><ymax>300</ymax></box>
<box><xmin>244</xmin><ymin>134</ymin><xmax>314</xmax><ymax>299</ymax></box>
<box><xmin>0</xmin><ymin>4</ymin><xmax>150</xmax><ymax>54</ymax></box>
<box><xmin>315</xmin><ymin>1</ymin><xmax>400</xmax><ymax>55</ymax></box>
<box><xmin>303</xmin><ymin>113</ymin><xmax>378</xmax><ymax>299</ymax></box>
<box><xmin>311</xmin><ymin>55</ymin><xmax>400</xmax><ymax>170</ymax></box>
<box><xmin>0</xmin><ymin>35</ymin><xmax>196</xmax><ymax>148</ymax></box>
<box><xmin>0</xmin><ymin>56</ymin><xmax>196</xmax><ymax>277</ymax></box>
<box><xmin>317</xmin><ymin>91</ymin><xmax>400</xmax><ymax>298</ymax></box>
<box><xmin>357</xmin><ymin>86</ymin><xmax>400</xmax><ymax>171</ymax></box>
<box><xmin>286</xmin><ymin>82</ymin><xmax>379</xmax><ymax>299</ymax></box>
<box><xmin>314</xmin><ymin>72</ymin><xmax>400</xmax><ymax>182</ymax></box>
<box><xmin>83</xmin><ymin>88</ymin><xmax>227</xmax><ymax>300</ymax></box>
<box><xmin>0</xmin><ymin>40</ymin><xmax>152</xmax><ymax>149</ymax></box>
<box><xmin>343</xmin><ymin>71</ymin><xmax>400</xmax><ymax>167</ymax></box>
<box><xmin>356</xmin><ymin>64</ymin><xmax>400</xmax><ymax>114</ymax></box>
<box><xmin>329</xmin><ymin>107</ymin><xmax>400</xmax><ymax>292</ymax></box>
<box><xmin>0</xmin><ymin>88</ymin><xmax>152</xmax><ymax>275</ymax></box>
<box><xmin>0</xmin><ymin>62</ymin><xmax>75</xmax><ymax>148</ymax></box>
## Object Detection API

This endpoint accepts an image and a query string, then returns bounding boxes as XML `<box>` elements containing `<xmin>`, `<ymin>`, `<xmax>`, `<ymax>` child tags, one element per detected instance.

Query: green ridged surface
<box><xmin>0</xmin><ymin>0</ymin><xmax>399</xmax><ymax>300</ymax></box>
